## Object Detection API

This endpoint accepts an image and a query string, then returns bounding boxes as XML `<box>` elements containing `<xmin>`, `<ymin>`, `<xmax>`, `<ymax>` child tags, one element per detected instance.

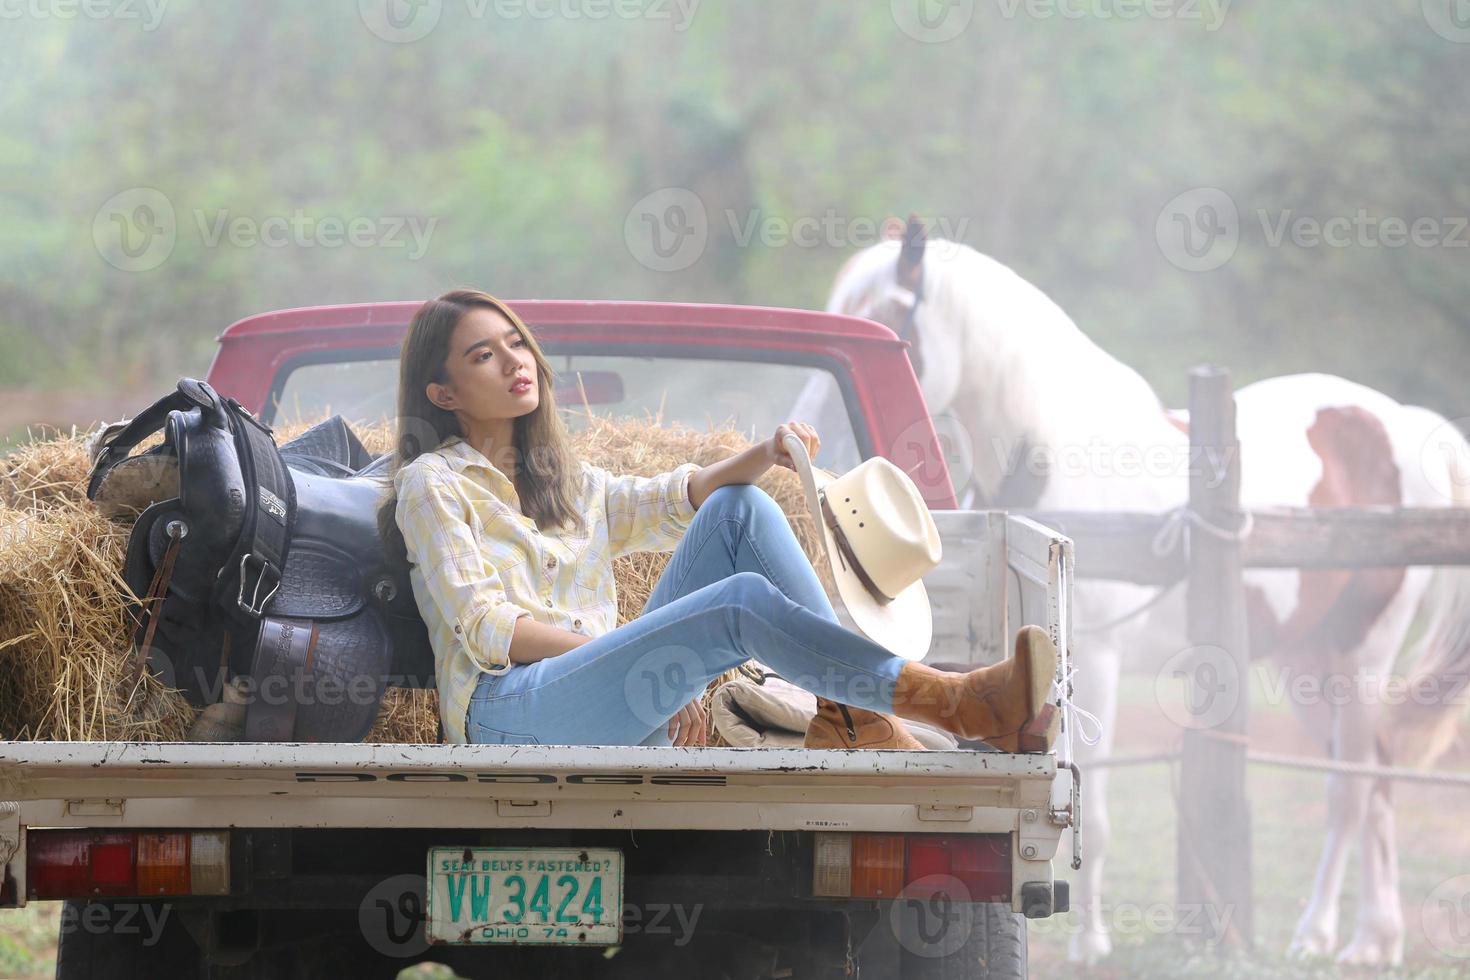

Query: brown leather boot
<box><xmin>804</xmin><ymin>698</ymin><xmax>927</xmax><ymax>749</ymax></box>
<box><xmin>891</xmin><ymin>626</ymin><xmax>1060</xmax><ymax>752</ymax></box>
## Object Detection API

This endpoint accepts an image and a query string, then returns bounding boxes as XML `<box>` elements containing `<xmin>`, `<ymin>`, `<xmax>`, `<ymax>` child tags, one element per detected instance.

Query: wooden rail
<box><xmin>1023</xmin><ymin>507</ymin><xmax>1470</xmax><ymax>583</ymax></box>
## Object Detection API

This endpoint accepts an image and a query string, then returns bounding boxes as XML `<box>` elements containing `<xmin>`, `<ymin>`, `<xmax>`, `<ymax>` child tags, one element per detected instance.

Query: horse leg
<box><xmin>1335</xmin><ymin>574</ymin><xmax>1424</xmax><ymax>966</ymax></box>
<box><xmin>1067</xmin><ymin>645</ymin><xmax>1121</xmax><ymax>965</ymax></box>
<box><xmin>1285</xmin><ymin>549</ymin><xmax>1423</xmax><ymax>962</ymax></box>
<box><xmin>1287</xmin><ymin>683</ymin><xmax>1371</xmax><ymax>960</ymax></box>
<box><xmin>1290</xmin><ymin>578</ymin><xmax>1417</xmax><ymax>961</ymax></box>
<box><xmin>1335</xmin><ymin>754</ymin><xmax>1404</xmax><ymax>966</ymax></box>
<box><xmin>1273</xmin><ymin>654</ymin><xmax>1337</xmax><ymax>957</ymax></box>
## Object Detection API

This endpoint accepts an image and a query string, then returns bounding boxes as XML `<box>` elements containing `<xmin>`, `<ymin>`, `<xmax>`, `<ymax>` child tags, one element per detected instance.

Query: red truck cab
<box><xmin>206</xmin><ymin>300</ymin><xmax>958</xmax><ymax>510</ymax></box>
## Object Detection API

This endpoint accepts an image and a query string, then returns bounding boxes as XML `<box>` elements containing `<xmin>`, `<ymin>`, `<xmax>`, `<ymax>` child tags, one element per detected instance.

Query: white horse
<box><xmin>792</xmin><ymin>219</ymin><xmax>1470</xmax><ymax>965</ymax></box>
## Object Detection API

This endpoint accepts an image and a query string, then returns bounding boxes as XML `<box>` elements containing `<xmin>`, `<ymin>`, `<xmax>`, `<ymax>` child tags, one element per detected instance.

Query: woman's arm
<box><xmin>687</xmin><ymin>421</ymin><xmax>820</xmax><ymax>509</ymax></box>
<box><xmin>598</xmin><ymin>461</ymin><xmax>703</xmax><ymax>558</ymax></box>
<box><xmin>508</xmin><ymin>617</ymin><xmax>593</xmax><ymax>664</ymax></box>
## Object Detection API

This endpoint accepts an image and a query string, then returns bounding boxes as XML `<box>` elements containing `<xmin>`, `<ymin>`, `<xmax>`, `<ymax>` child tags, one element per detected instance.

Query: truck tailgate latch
<box><xmin>64</xmin><ymin>799</ymin><xmax>126</xmax><ymax>818</ymax></box>
<box><xmin>496</xmin><ymin>799</ymin><xmax>550</xmax><ymax>817</ymax></box>
<box><xmin>917</xmin><ymin>804</ymin><xmax>973</xmax><ymax>822</ymax></box>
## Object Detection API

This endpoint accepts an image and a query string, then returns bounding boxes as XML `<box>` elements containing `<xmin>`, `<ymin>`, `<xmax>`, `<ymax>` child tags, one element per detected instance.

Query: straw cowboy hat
<box><xmin>781</xmin><ymin>432</ymin><xmax>941</xmax><ymax>662</ymax></box>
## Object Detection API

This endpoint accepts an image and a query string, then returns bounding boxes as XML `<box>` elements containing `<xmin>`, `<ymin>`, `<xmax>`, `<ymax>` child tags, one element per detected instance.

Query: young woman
<box><xmin>379</xmin><ymin>289</ymin><xmax>1058</xmax><ymax>749</ymax></box>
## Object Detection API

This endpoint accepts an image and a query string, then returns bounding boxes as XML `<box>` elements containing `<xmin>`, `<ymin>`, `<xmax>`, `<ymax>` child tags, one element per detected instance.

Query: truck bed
<box><xmin>0</xmin><ymin>742</ymin><xmax>1058</xmax><ymax>834</ymax></box>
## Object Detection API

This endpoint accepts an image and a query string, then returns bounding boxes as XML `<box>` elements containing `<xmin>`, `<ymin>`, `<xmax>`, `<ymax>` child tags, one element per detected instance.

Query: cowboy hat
<box><xmin>781</xmin><ymin>432</ymin><xmax>941</xmax><ymax>661</ymax></box>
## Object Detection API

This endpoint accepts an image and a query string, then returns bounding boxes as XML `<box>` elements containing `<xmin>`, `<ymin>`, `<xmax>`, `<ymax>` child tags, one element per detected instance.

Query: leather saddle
<box><xmin>86</xmin><ymin>378</ymin><xmax>436</xmax><ymax>741</ymax></box>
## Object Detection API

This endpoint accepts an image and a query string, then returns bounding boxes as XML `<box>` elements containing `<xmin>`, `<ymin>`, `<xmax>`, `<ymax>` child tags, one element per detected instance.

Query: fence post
<box><xmin>1176</xmin><ymin>365</ymin><xmax>1254</xmax><ymax>948</ymax></box>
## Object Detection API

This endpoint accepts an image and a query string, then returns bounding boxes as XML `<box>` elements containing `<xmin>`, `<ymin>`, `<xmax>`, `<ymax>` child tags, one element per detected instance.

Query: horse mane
<box><xmin>932</xmin><ymin>241</ymin><xmax>1170</xmax><ymax>436</ymax></box>
<box><xmin>830</xmin><ymin>236</ymin><xmax>1184</xmax><ymax>505</ymax></box>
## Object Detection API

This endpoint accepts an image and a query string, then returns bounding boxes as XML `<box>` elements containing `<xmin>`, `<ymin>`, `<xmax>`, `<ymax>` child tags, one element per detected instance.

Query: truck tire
<box><xmin>55</xmin><ymin>900</ymin><xmax>203</xmax><ymax>980</ymax></box>
<box><xmin>898</xmin><ymin>902</ymin><xmax>1027</xmax><ymax>980</ymax></box>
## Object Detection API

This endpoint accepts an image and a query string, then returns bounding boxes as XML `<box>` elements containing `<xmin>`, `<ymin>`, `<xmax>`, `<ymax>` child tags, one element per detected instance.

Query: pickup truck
<box><xmin>0</xmin><ymin>301</ymin><xmax>1080</xmax><ymax>980</ymax></box>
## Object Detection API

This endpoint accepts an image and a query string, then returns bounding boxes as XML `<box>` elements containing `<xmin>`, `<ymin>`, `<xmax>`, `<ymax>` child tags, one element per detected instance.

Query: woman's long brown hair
<box><xmin>376</xmin><ymin>289</ymin><xmax>586</xmax><ymax>569</ymax></box>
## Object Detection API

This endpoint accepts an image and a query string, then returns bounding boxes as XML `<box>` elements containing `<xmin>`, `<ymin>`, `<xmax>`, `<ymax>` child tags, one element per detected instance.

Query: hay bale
<box><xmin>0</xmin><ymin>494</ymin><xmax>193</xmax><ymax>741</ymax></box>
<box><xmin>568</xmin><ymin>410</ymin><xmax>837</xmax><ymax>623</ymax></box>
<box><xmin>0</xmin><ymin>409</ymin><xmax>838</xmax><ymax>744</ymax></box>
<box><xmin>365</xmin><ymin>687</ymin><xmax>442</xmax><ymax>744</ymax></box>
<box><xmin>0</xmin><ymin>424</ymin><xmax>114</xmax><ymax>511</ymax></box>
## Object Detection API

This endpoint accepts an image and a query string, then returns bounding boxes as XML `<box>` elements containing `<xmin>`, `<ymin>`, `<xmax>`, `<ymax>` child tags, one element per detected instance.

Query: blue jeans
<box><xmin>465</xmin><ymin>483</ymin><xmax>907</xmax><ymax>745</ymax></box>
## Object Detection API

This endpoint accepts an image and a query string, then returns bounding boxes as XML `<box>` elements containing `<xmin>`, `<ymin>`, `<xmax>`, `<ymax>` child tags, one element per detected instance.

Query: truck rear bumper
<box><xmin>0</xmin><ymin>743</ymin><xmax>1071</xmax><ymax>918</ymax></box>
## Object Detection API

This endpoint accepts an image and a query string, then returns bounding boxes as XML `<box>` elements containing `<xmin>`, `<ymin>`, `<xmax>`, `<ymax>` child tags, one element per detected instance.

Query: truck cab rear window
<box><xmin>272</xmin><ymin>354</ymin><xmax>863</xmax><ymax>474</ymax></box>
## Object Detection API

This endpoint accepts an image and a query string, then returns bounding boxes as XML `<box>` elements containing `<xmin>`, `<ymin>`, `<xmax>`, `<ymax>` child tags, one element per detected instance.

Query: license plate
<box><xmin>426</xmin><ymin>847</ymin><xmax>623</xmax><ymax>946</ymax></box>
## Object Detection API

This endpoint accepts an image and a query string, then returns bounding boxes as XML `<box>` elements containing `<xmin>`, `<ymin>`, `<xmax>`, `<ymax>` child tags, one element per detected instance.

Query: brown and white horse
<box><xmin>794</xmin><ymin>218</ymin><xmax>1470</xmax><ymax>965</ymax></box>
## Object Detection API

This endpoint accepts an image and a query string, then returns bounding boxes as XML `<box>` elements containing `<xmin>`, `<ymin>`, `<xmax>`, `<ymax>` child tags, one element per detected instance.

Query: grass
<box><xmin>0</xmin><ymin>903</ymin><xmax>59</xmax><ymax>980</ymax></box>
<box><xmin>1027</xmin><ymin>663</ymin><xmax>1470</xmax><ymax>977</ymax></box>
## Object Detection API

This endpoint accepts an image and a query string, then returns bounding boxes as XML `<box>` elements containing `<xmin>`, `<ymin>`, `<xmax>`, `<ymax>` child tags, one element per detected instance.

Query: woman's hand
<box><xmin>668</xmin><ymin>698</ymin><xmax>708</xmax><ymax>747</ymax></box>
<box><xmin>688</xmin><ymin>421</ymin><xmax>822</xmax><ymax>508</ymax></box>
<box><xmin>767</xmin><ymin>421</ymin><xmax>820</xmax><ymax>473</ymax></box>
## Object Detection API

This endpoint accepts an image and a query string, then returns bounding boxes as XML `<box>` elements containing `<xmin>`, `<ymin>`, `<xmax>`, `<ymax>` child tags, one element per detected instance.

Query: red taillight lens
<box><xmin>88</xmin><ymin>835</ymin><xmax>136</xmax><ymax>894</ymax></box>
<box><xmin>25</xmin><ymin>833</ymin><xmax>96</xmax><ymax>899</ymax></box>
<box><xmin>28</xmin><ymin>832</ymin><xmax>137</xmax><ymax>898</ymax></box>
<box><xmin>26</xmin><ymin>830</ymin><xmax>229</xmax><ymax>900</ymax></box>
<box><xmin>905</xmin><ymin>835</ymin><xmax>1011</xmax><ymax>903</ymax></box>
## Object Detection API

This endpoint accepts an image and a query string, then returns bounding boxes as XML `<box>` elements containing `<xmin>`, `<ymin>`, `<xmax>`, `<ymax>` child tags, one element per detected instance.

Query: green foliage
<box><xmin>0</xmin><ymin>1</ymin><xmax>1463</xmax><ymax>416</ymax></box>
<box><xmin>0</xmin><ymin>904</ymin><xmax>59</xmax><ymax>979</ymax></box>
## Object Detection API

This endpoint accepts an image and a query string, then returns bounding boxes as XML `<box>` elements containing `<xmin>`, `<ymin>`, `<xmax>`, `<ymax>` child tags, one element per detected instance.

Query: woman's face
<box><xmin>427</xmin><ymin>306</ymin><xmax>539</xmax><ymax>423</ymax></box>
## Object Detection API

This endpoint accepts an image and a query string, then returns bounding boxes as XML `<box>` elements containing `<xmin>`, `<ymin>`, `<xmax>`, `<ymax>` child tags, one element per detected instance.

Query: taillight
<box><xmin>27</xmin><ymin>830</ymin><xmax>230</xmax><ymax>900</ymax></box>
<box><xmin>136</xmin><ymin>833</ymin><xmax>190</xmax><ymax>895</ymax></box>
<box><xmin>905</xmin><ymin>834</ymin><xmax>1012</xmax><ymax>902</ymax></box>
<box><xmin>188</xmin><ymin>830</ymin><xmax>230</xmax><ymax>896</ymax></box>
<box><xmin>812</xmin><ymin>832</ymin><xmax>1011</xmax><ymax>902</ymax></box>
<box><xmin>850</xmin><ymin>834</ymin><xmax>905</xmax><ymax>898</ymax></box>
<box><xmin>812</xmin><ymin>832</ymin><xmax>852</xmax><ymax>898</ymax></box>
<box><xmin>88</xmin><ymin>834</ymin><xmax>135</xmax><ymax>896</ymax></box>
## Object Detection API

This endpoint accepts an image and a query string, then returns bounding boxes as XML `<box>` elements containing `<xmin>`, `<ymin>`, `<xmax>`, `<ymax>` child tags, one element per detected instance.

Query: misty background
<box><xmin>2</xmin><ymin>0</ymin><xmax>1467</xmax><ymax>440</ymax></box>
<box><xmin>2</xmin><ymin>3</ymin><xmax>1469</xmax><ymax>975</ymax></box>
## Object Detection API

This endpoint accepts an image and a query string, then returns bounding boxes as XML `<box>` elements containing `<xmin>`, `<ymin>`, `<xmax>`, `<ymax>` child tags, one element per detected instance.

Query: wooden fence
<box><xmin>1019</xmin><ymin>365</ymin><xmax>1470</xmax><ymax>950</ymax></box>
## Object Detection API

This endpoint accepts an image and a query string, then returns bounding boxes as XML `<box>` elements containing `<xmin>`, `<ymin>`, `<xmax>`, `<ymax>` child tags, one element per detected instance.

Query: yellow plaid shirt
<box><xmin>393</xmin><ymin>434</ymin><xmax>703</xmax><ymax>744</ymax></box>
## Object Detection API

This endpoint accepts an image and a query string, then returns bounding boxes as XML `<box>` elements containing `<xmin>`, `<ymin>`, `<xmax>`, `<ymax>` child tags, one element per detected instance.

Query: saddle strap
<box><xmin>86</xmin><ymin>379</ymin><xmax>223</xmax><ymax>501</ymax></box>
<box><xmin>209</xmin><ymin>395</ymin><xmax>297</xmax><ymax>622</ymax></box>
<box><xmin>133</xmin><ymin>520</ymin><xmax>187</xmax><ymax>688</ymax></box>
<box><xmin>244</xmin><ymin>616</ymin><xmax>318</xmax><ymax>741</ymax></box>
